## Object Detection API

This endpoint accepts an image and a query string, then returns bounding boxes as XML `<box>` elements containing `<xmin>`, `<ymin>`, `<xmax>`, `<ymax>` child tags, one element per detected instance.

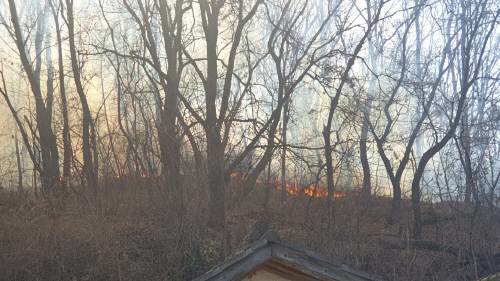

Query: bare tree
<box><xmin>192</xmin><ymin>0</ymin><xmax>262</xmax><ymax>229</ymax></box>
<box><xmin>410</xmin><ymin>1</ymin><xmax>499</xmax><ymax>239</ymax></box>
<box><xmin>49</xmin><ymin>0</ymin><xmax>72</xmax><ymax>192</ymax></box>
<box><xmin>3</xmin><ymin>0</ymin><xmax>60</xmax><ymax>195</ymax></box>
<box><xmin>64</xmin><ymin>0</ymin><xmax>98</xmax><ymax>193</ymax></box>
<box><xmin>365</xmin><ymin>2</ymin><xmax>427</xmax><ymax>231</ymax></box>
<box><xmin>323</xmin><ymin>0</ymin><xmax>383</xmax><ymax>213</ymax></box>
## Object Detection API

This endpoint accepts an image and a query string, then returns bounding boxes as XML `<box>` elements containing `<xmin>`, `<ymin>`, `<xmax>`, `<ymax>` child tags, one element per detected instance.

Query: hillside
<box><xmin>1</xmin><ymin>181</ymin><xmax>498</xmax><ymax>281</ymax></box>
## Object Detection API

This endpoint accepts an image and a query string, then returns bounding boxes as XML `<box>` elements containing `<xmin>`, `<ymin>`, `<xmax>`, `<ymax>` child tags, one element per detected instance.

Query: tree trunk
<box><xmin>8</xmin><ymin>0</ymin><xmax>60</xmax><ymax>195</ymax></box>
<box><xmin>281</xmin><ymin>97</ymin><xmax>290</xmax><ymax>200</ymax></box>
<box><xmin>323</xmin><ymin>127</ymin><xmax>335</xmax><ymax>221</ymax></box>
<box><xmin>14</xmin><ymin>133</ymin><xmax>23</xmax><ymax>194</ymax></box>
<box><xmin>158</xmin><ymin>0</ymin><xmax>183</xmax><ymax>213</ymax></box>
<box><xmin>65</xmin><ymin>0</ymin><xmax>98</xmax><ymax>193</ymax></box>
<box><xmin>360</xmin><ymin>120</ymin><xmax>371</xmax><ymax>196</ymax></box>
<box><xmin>204</xmin><ymin>5</ymin><xmax>225</xmax><ymax>230</ymax></box>
<box><xmin>461</xmin><ymin>109</ymin><xmax>475</xmax><ymax>203</ymax></box>
<box><xmin>391</xmin><ymin>179</ymin><xmax>402</xmax><ymax>231</ymax></box>
<box><xmin>51</xmin><ymin>1</ymin><xmax>72</xmax><ymax>192</ymax></box>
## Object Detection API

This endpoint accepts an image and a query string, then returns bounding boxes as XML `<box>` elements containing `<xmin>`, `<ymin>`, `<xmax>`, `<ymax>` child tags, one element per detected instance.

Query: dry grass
<box><xmin>0</xmin><ymin>179</ymin><xmax>499</xmax><ymax>281</ymax></box>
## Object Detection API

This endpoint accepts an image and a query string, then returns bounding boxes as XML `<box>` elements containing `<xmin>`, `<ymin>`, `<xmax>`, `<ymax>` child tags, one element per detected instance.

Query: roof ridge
<box><xmin>193</xmin><ymin>234</ymin><xmax>383</xmax><ymax>281</ymax></box>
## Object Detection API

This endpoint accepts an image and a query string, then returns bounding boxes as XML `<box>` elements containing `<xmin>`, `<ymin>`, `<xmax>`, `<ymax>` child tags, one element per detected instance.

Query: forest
<box><xmin>0</xmin><ymin>0</ymin><xmax>499</xmax><ymax>280</ymax></box>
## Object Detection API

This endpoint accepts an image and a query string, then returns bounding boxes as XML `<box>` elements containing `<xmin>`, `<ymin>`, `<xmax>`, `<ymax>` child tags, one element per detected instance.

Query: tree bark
<box><xmin>65</xmin><ymin>0</ymin><xmax>98</xmax><ymax>193</ymax></box>
<box><xmin>51</xmin><ymin>0</ymin><xmax>72</xmax><ymax>192</ymax></box>
<box><xmin>360</xmin><ymin>120</ymin><xmax>371</xmax><ymax>196</ymax></box>
<box><xmin>200</xmin><ymin>0</ymin><xmax>225</xmax><ymax>229</ymax></box>
<box><xmin>14</xmin><ymin>133</ymin><xmax>23</xmax><ymax>194</ymax></box>
<box><xmin>8</xmin><ymin>0</ymin><xmax>60</xmax><ymax>194</ymax></box>
<box><xmin>157</xmin><ymin>0</ymin><xmax>183</xmax><ymax>212</ymax></box>
<box><xmin>281</xmin><ymin>97</ymin><xmax>290</xmax><ymax>200</ymax></box>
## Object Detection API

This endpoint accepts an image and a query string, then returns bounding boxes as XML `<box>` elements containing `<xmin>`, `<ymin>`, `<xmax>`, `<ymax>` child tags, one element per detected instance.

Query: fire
<box><xmin>284</xmin><ymin>183</ymin><xmax>299</xmax><ymax>196</ymax></box>
<box><xmin>271</xmin><ymin>181</ymin><xmax>299</xmax><ymax>195</ymax></box>
<box><xmin>304</xmin><ymin>184</ymin><xmax>328</xmax><ymax>198</ymax></box>
<box><xmin>229</xmin><ymin>172</ymin><xmax>346</xmax><ymax>199</ymax></box>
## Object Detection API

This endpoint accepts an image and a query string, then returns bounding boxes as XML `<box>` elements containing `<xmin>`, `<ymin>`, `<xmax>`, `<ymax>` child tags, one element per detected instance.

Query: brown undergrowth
<box><xmin>0</xmin><ymin>179</ymin><xmax>499</xmax><ymax>281</ymax></box>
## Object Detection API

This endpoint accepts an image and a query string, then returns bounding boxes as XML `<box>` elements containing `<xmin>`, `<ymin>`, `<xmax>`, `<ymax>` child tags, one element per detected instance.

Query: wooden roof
<box><xmin>193</xmin><ymin>233</ymin><xmax>383</xmax><ymax>281</ymax></box>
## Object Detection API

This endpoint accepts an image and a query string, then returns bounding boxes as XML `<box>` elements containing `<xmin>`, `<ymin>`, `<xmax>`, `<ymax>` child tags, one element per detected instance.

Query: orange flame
<box><xmin>229</xmin><ymin>171</ymin><xmax>346</xmax><ymax>199</ymax></box>
<box><xmin>285</xmin><ymin>183</ymin><xmax>299</xmax><ymax>196</ymax></box>
<box><xmin>304</xmin><ymin>184</ymin><xmax>328</xmax><ymax>198</ymax></box>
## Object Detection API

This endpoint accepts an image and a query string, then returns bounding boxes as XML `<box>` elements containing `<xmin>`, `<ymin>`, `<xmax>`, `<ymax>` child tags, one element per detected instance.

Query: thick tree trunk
<box><xmin>204</xmin><ymin>6</ymin><xmax>225</xmax><ymax>229</ymax></box>
<box><xmin>391</xmin><ymin>179</ymin><xmax>402</xmax><ymax>228</ymax></box>
<box><xmin>411</xmin><ymin>172</ymin><xmax>422</xmax><ymax>238</ymax></box>
<box><xmin>158</xmin><ymin>0</ymin><xmax>183</xmax><ymax>212</ymax></box>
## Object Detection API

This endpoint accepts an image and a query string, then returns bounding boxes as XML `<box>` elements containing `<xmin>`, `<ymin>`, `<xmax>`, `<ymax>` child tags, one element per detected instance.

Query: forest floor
<box><xmin>0</xmin><ymin>180</ymin><xmax>499</xmax><ymax>281</ymax></box>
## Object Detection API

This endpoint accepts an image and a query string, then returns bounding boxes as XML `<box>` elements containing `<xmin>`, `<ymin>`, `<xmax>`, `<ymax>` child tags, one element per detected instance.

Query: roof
<box><xmin>478</xmin><ymin>273</ymin><xmax>500</xmax><ymax>281</ymax></box>
<box><xmin>193</xmin><ymin>232</ymin><xmax>383</xmax><ymax>281</ymax></box>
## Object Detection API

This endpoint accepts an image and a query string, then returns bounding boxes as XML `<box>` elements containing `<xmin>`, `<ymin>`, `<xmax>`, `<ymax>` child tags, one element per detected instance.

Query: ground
<box><xmin>0</xmin><ymin>180</ymin><xmax>499</xmax><ymax>281</ymax></box>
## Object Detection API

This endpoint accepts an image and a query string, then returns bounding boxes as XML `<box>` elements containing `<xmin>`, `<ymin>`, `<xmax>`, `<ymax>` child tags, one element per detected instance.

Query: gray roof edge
<box><xmin>193</xmin><ymin>235</ymin><xmax>384</xmax><ymax>281</ymax></box>
<box><xmin>192</xmin><ymin>238</ymin><xmax>272</xmax><ymax>281</ymax></box>
<box><xmin>269</xmin><ymin>241</ymin><xmax>384</xmax><ymax>281</ymax></box>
